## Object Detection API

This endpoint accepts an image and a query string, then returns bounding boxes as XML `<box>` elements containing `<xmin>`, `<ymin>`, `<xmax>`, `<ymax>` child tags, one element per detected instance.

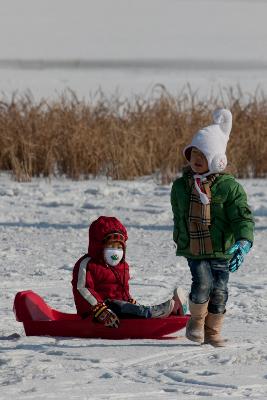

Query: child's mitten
<box><xmin>92</xmin><ymin>303</ymin><xmax>120</xmax><ymax>328</ymax></box>
<box><xmin>227</xmin><ymin>240</ymin><xmax>252</xmax><ymax>272</ymax></box>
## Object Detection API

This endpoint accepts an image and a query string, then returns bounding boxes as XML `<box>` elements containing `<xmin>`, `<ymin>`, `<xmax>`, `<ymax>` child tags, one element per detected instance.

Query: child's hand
<box><xmin>227</xmin><ymin>240</ymin><xmax>252</xmax><ymax>272</ymax></box>
<box><xmin>92</xmin><ymin>303</ymin><xmax>120</xmax><ymax>328</ymax></box>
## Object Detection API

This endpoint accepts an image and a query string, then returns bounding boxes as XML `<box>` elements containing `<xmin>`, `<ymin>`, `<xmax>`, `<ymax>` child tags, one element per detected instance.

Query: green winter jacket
<box><xmin>171</xmin><ymin>171</ymin><xmax>254</xmax><ymax>260</ymax></box>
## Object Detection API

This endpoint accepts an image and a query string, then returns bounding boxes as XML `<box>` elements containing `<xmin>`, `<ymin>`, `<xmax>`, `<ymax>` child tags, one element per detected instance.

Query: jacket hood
<box><xmin>88</xmin><ymin>216</ymin><xmax>128</xmax><ymax>261</ymax></box>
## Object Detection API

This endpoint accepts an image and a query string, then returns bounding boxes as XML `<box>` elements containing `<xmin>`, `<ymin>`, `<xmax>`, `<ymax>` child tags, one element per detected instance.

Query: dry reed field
<box><xmin>0</xmin><ymin>87</ymin><xmax>266</xmax><ymax>181</ymax></box>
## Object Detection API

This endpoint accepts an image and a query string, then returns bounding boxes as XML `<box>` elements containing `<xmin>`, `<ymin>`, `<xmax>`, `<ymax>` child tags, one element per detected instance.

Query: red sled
<box><xmin>13</xmin><ymin>290</ymin><xmax>189</xmax><ymax>340</ymax></box>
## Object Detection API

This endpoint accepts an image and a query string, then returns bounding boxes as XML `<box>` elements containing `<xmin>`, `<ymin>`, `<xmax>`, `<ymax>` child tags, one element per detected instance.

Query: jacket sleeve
<box><xmin>76</xmin><ymin>258</ymin><xmax>104</xmax><ymax>306</ymax></box>
<box><xmin>124</xmin><ymin>262</ymin><xmax>133</xmax><ymax>301</ymax></box>
<box><xmin>171</xmin><ymin>182</ymin><xmax>180</xmax><ymax>244</ymax></box>
<box><xmin>225</xmin><ymin>181</ymin><xmax>254</xmax><ymax>243</ymax></box>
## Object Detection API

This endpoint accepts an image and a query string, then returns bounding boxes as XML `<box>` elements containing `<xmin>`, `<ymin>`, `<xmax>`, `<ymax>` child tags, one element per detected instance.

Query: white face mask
<box><xmin>104</xmin><ymin>248</ymin><xmax>124</xmax><ymax>266</ymax></box>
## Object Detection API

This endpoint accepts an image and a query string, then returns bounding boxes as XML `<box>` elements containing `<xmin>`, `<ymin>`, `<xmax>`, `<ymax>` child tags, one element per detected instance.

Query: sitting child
<box><xmin>72</xmin><ymin>216</ymin><xmax>187</xmax><ymax>328</ymax></box>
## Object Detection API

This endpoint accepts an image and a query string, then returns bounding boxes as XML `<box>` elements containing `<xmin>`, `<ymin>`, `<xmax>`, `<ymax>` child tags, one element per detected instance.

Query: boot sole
<box><xmin>151</xmin><ymin>299</ymin><xmax>175</xmax><ymax>318</ymax></box>
<box><xmin>203</xmin><ymin>339</ymin><xmax>227</xmax><ymax>347</ymax></box>
<box><xmin>186</xmin><ymin>332</ymin><xmax>203</xmax><ymax>343</ymax></box>
<box><xmin>173</xmin><ymin>288</ymin><xmax>188</xmax><ymax>315</ymax></box>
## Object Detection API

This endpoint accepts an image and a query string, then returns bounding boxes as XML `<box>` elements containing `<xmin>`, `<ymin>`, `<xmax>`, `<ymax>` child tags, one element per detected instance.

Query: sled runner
<box><xmin>13</xmin><ymin>291</ymin><xmax>189</xmax><ymax>339</ymax></box>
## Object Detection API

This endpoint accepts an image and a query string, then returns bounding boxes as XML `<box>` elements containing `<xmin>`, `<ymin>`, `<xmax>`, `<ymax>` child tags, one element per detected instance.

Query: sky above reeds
<box><xmin>0</xmin><ymin>0</ymin><xmax>266</xmax><ymax>99</ymax></box>
<box><xmin>0</xmin><ymin>0</ymin><xmax>266</xmax><ymax>61</ymax></box>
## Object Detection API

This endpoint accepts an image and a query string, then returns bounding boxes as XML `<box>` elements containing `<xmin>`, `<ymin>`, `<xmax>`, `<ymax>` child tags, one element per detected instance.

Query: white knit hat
<box><xmin>183</xmin><ymin>108</ymin><xmax>232</xmax><ymax>174</ymax></box>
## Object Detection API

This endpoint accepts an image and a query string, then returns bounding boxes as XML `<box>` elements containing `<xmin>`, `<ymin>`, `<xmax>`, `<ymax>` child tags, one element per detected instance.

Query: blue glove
<box><xmin>227</xmin><ymin>240</ymin><xmax>252</xmax><ymax>272</ymax></box>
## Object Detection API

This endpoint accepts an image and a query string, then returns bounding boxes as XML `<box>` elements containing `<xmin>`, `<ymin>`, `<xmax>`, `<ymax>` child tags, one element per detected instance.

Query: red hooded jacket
<box><xmin>72</xmin><ymin>216</ymin><xmax>132</xmax><ymax>316</ymax></box>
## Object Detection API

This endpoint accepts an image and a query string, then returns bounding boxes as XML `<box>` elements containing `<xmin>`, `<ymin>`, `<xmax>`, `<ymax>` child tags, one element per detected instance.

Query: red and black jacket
<box><xmin>72</xmin><ymin>216</ymin><xmax>132</xmax><ymax>316</ymax></box>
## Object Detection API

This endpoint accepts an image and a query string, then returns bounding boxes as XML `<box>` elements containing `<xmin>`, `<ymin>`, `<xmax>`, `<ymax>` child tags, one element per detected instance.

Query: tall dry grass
<box><xmin>0</xmin><ymin>87</ymin><xmax>266</xmax><ymax>181</ymax></box>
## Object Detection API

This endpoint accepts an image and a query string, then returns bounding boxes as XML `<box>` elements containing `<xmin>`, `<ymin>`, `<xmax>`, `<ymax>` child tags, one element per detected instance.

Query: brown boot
<box><xmin>204</xmin><ymin>312</ymin><xmax>226</xmax><ymax>347</ymax></box>
<box><xmin>186</xmin><ymin>300</ymin><xmax>209</xmax><ymax>343</ymax></box>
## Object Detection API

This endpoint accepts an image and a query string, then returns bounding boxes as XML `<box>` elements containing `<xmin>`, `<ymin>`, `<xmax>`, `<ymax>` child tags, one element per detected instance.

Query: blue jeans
<box><xmin>105</xmin><ymin>299</ymin><xmax>152</xmax><ymax>319</ymax></box>
<box><xmin>187</xmin><ymin>258</ymin><xmax>229</xmax><ymax>314</ymax></box>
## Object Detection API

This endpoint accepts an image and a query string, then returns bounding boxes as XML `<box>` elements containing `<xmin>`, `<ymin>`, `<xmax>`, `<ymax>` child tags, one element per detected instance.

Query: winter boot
<box><xmin>149</xmin><ymin>299</ymin><xmax>175</xmax><ymax>318</ymax></box>
<box><xmin>204</xmin><ymin>312</ymin><xmax>226</xmax><ymax>347</ymax></box>
<box><xmin>186</xmin><ymin>300</ymin><xmax>209</xmax><ymax>343</ymax></box>
<box><xmin>172</xmin><ymin>287</ymin><xmax>188</xmax><ymax>316</ymax></box>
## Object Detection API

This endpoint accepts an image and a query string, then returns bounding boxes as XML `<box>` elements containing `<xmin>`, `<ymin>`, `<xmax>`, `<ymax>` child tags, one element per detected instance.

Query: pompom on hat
<box><xmin>183</xmin><ymin>108</ymin><xmax>232</xmax><ymax>174</ymax></box>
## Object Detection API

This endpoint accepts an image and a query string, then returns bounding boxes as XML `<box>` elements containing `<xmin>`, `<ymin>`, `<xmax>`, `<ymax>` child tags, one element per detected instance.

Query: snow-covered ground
<box><xmin>0</xmin><ymin>174</ymin><xmax>266</xmax><ymax>399</ymax></box>
<box><xmin>0</xmin><ymin>1</ymin><xmax>267</xmax><ymax>398</ymax></box>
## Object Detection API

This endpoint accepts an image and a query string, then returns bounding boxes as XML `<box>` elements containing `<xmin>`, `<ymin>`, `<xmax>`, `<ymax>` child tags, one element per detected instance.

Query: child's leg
<box><xmin>106</xmin><ymin>298</ymin><xmax>174</xmax><ymax>319</ymax></box>
<box><xmin>204</xmin><ymin>259</ymin><xmax>229</xmax><ymax>347</ymax></box>
<box><xmin>105</xmin><ymin>299</ymin><xmax>151</xmax><ymax>318</ymax></box>
<box><xmin>208</xmin><ymin>259</ymin><xmax>229</xmax><ymax>314</ymax></box>
<box><xmin>186</xmin><ymin>259</ymin><xmax>213</xmax><ymax>343</ymax></box>
<box><xmin>188</xmin><ymin>259</ymin><xmax>213</xmax><ymax>304</ymax></box>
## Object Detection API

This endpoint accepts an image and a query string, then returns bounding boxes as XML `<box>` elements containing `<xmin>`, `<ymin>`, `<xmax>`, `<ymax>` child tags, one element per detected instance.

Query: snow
<box><xmin>0</xmin><ymin>1</ymin><xmax>267</xmax><ymax>398</ymax></box>
<box><xmin>0</xmin><ymin>174</ymin><xmax>266</xmax><ymax>399</ymax></box>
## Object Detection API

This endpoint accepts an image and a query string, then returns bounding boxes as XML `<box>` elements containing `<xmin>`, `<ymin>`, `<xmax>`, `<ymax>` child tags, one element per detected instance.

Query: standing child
<box><xmin>171</xmin><ymin>109</ymin><xmax>254</xmax><ymax>346</ymax></box>
<box><xmin>72</xmin><ymin>216</ymin><xmax>187</xmax><ymax>328</ymax></box>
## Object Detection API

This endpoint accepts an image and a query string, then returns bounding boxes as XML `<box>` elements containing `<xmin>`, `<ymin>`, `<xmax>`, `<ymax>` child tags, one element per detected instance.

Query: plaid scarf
<box><xmin>188</xmin><ymin>172</ymin><xmax>217</xmax><ymax>256</ymax></box>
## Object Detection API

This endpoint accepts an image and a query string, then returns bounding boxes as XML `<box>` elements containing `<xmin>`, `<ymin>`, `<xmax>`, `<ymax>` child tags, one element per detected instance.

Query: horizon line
<box><xmin>0</xmin><ymin>58</ymin><xmax>267</xmax><ymax>71</ymax></box>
